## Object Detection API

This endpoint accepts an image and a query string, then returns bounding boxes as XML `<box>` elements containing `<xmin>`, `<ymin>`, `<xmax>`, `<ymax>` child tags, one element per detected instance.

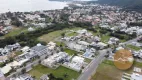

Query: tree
<box><xmin>5</xmin><ymin>37</ymin><xmax>16</xmax><ymax>44</ymax></box>
<box><xmin>49</xmin><ymin>73</ymin><xmax>55</xmax><ymax>80</ymax></box>
<box><xmin>63</xmin><ymin>73</ymin><xmax>68</xmax><ymax>78</ymax></box>
<box><xmin>61</xmin><ymin>33</ymin><xmax>65</xmax><ymax>38</ymax></box>
<box><xmin>21</xmin><ymin>68</ymin><xmax>26</xmax><ymax>74</ymax></box>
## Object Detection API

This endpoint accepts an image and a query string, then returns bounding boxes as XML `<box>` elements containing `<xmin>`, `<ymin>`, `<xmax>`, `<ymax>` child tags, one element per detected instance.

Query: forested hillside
<box><xmin>97</xmin><ymin>0</ymin><xmax>142</xmax><ymax>11</ymax></box>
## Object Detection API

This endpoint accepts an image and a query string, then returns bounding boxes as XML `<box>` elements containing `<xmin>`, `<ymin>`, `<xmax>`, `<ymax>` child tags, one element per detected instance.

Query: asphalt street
<box><xmin>78</xmin><ymin>48</ymin><xmax>111</xmax><ymax>80</ymax></box>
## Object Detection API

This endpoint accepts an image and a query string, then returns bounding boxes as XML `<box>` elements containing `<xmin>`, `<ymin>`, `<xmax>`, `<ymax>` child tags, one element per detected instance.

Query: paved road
<box><xmin>78</xmin><ymin>48</ymin><xmax>111</xmax><ymax>80</ymax></box>
<box><xmin>124</xmin><ymin>35</ymin><xmax>142</xmax><ymax>46</ymax></box>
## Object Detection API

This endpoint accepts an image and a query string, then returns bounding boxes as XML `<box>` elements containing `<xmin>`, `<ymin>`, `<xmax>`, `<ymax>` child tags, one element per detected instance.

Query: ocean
<box><xmin>0</xmin><ymin>0</ymin><xmax>68</xmax><ymax>13</ymax></box>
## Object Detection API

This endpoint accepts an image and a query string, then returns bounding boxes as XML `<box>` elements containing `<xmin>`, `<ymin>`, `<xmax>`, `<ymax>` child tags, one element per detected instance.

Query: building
<box><xmin>41</xmin><ymin>52</ymin><xmax>68</xmax><ymax>68</ymax></box>
<box><xmin>0</xmin><ymin>70</ymin><xmax>5</xmax><ymax>80</ymax></box>
<box><xmin>10</xmin><ymin>74</ymin><xmax>34</xmax><ymax>80</ymax></box>
<box><xmin>122</xmin><ymin>67</ymin><xmax>142</xmax><ymax>80</ymax></box>
<box><xmin>63</xmin><ymin>56</ymin><xmax>85</xmax><ymax>72</ymax></box>
<box><xmin>40</xmin><ymin>74</ymin><xmax>49</xmax><ymax>80</ymax></box>
<box><xmin>31</xmin><ymin>44</ymin><xmax>48</xmax><ymax>56</ymax></box>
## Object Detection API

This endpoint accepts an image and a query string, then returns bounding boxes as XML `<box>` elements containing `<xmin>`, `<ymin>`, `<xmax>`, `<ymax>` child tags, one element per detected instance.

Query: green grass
<box><xmin>55</xmin><ymin>42</ymin><xmax>66</xmax><ymax>47</ymax></box>
<box><xmin>5</xmin><ymin>27</ymin><xmax>28</xmax><ymax>37</ymax></box>
<box><xmin>102</xmin><ymin>60</ymin><xmax>114</xmax><ymax>66</ymax></box>
<box><xmin>28</xmin><ymin>64</ymin><xmax>80</xmax><ymax>80</ymax></box>
<box><xmin>14</xmin><ymin>51</ymin><xmax>23</xmax><ymax>56</ymax></box>
<box><xmin>126</xmin><ymin>45</ymin><xmax>141</xmax><ymax>51</ymax></box>
<box><xmin>0</xmin><ymin>62</ymin><xmax>4</xmax><ymax>67</ymax></box>
<box><xmin>92</xmin><ymin>60</ymin><xmax>142</xmax><ymax>80</ymax></box>
<box><xmin>64</xmin><ymin>48</ymin><xmax>78</xmax><ymax>55</ymax></box>
<box><xmin>101</xmin><ymin>34</ymin><xmax>111</xmax><ymax>43</ymax></box>
<box><xmin>38</xmin><ymin>27</ymin><xmax>83</xmax><ymax>43</ymax></box>
<box><xmin>85</xmin><ymin>58</ymin><xmax>92</xmax><ymax>63</ymax></box>
<box><xmin>92</xmin><ymin>60</ymin><xmax>123</xmax><ymax>80</ymax></box>
<box><xmin>67</xmin><ymin>32</ymin><xmax>78</xmax><ymax>37</ymax></box>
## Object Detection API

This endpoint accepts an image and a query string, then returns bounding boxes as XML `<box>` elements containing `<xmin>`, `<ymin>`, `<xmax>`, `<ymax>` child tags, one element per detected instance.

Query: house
<box><xmin>63</xmin><ymin>56</ymin><xmax>85</xmax><ymax>72</ymax></box>
<box><xmin>122</xmin><ymin>67</ymin><xmax>142</xmax><ymax>80</ymax></box>
<box><xmin>100</xmin><ymin>24</ymin><xmax>110</xmax><ymax>29</ymax></box>
<box><xmin>5</xmin><ymin>43</ymin><xmax>21</xmax><ymax>51</ymax></box>
<box><xmin>10</xmin><ymin>74</ymin><xmax>34</xmax><ymax>80</ymax></box>
<box><xmin>136</xmin><ymin>29</ymin><xmax>142</xmax><ymax>36</ymax></box>
<box><xmin>67</xmin><ymin>42</ymin><xmax>87</xmax><ymax>52</ymax></box>
<box><xmin>108</xmin><ymin>37</ymin><xmax>119</xmax><ymax>45</ymax></box>
<box><xmin>47</xmin><ymin>42</ymin><xmax>56</xmax><ymax>50</ymax></box>
<box><xmin>0</xmin><ymin>70</ymin><xmax>5</xmax><ymax>80</ymax></box>
<box><xmin>133</xmin><ymin>50</ymin><xmax>142</xmax><ymax>58</ymax></box>
<box><xmin>40</xmin><ymin>74</ymin><xmax>49</xmax><ymax>80</ymax></box>
<box><xmin>77</xmin><ymin>29</ymin><xmax>87</xmax><ymax>34</ymax></box>
<box><xmin>28</xmin><ymin>27</ymin><xmax>35</xmax><ymax>32</ymax></box>
<box><xmin>41</xmin><ymin>52</ymin><xmax>68</xmax><ymax>68</ymax></box>
<box><xmin>77</xmin><ymin>41</ymin><xmax>90</xmax><ymax>46</ymax></box>
<box><xmin>31</xmin><ymin>44</ymin><xmax>49</xmax><ymax>56</ymax></box>
<box><xmin>21</xmin><ymin>46</ymin><xmax>30</xmax><ymax>52</ymax></box>
<box><xmin>33</xmin><ymin>23</ymin><xmax>46</xmax><ymax>28</ymax></box>
<box><xmin>0</xmin><ymin>56</ymin><xmax>8</xmax><ymax>63</ymax></box>
<box><xmin>90</xmin><ymin>42</ymin><xmax>107</xmax><ymax>49</ymax></box>
<box><xmin>93</xmin><ymin>36</ymin><xmax>101</xmax><ymax>42</ymax></box>
<box><xmin>83</xmin><ymin>48</ymin><xmax>96</xmax><ymax>59</ymax></box>
<box><xmin>0</xmin><ymin>65</ymin><xmax>12</xmax><ymax>74</ymax></box>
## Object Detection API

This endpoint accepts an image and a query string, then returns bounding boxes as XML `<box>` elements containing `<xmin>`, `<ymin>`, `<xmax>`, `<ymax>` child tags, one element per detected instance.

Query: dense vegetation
<box><xmin>0</xmin><ymin>21</ymin><xmax>136</xmax><ymax>48</ymax></box>
<box><xmin>97</xmin><ymin>0</ymin><xmax>142</xmax><ymax>12</ymax></box>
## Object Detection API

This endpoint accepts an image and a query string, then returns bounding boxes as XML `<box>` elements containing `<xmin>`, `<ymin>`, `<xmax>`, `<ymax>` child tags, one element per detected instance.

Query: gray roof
<box><xmin>31</xmin><ymin>45</ymin><xmax>47</xmax><ymax>52</ymax></box>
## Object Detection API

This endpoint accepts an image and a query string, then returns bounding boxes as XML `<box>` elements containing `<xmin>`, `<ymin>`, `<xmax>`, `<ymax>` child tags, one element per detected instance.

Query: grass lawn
<box><xmin>28</xmin><ymin>64</ymin><xmax>80</xmax><ymax>80</ymax></box>
<box><xmin>92</xmin><ymin>60</ymin><xmax>142</xmax><ymax>80</ymax></box>
<box><xmin>55</xmin><ymin>41</ymin><xmax>66</xmax><ymax>47</ymax></box>
<box><xmin>85</xmin><ymin>58</ymin><xmax>92</xmax><ymax>63</ymax></box>
<box><xmin>126</xmin><ymin>45</ymin><xmax>141</xmax><ymax>51</ymax></box>
<box><xmin>0</xmin><ymin>62</ymin><xmax>4</xmax><ymax>67</ymax></box>
<box><xmin>67</xmin><ymin>32</ymin><xmax>78</xmax><ymax>37</ymax></box>
<box><xmin>14</xmin><ymin>51</ymin><xmax>23</xmax><ymax>56</ymax></box>
<box><xmin>64</xmin><ymin>48</ymin><xmax>78</xmax><ymax>55</ymax></box>
<box><xmin>101</xmin><ymin>34</ymin><xmax>111</xmax><ymax>43</ymax></box>
<box><xmin>5</xmin><ymin>27</ymin><xmax>28</xmax><ymax>37</ymax></box>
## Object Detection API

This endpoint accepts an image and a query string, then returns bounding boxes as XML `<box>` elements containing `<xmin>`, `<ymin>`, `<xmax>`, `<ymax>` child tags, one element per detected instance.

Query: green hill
<box><xmin>97</xmin><ymin>0</ymin><xmax>142</xmax><ymax>11</ymax></box>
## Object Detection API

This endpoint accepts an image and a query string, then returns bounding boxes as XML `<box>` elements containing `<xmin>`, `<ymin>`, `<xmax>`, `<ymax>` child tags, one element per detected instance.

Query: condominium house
<box><xmin>90</xmin><ymin>42</ymin><xmax>107</xmax><ymax>49</ymax></box>
<box><xmin>63</xmin><ymin>56</ymin><xmax>85</xmax><ymax>72</ymax></box>
<box><xmin>31</xmin><ymin>44</ymin><xmax>49</xmax><ymax>57</ymax></box>
<box><xmin>122</xmin><ymin>67</ymin><xmax>142</xmax><ymax>80</ymax></box>
<box><xmin>40</xmin><ymin>74</ymin><xmax>49</xmax><ymax>80</ymax></box>
<box><xmin>133</xmin><ymin>50</ymin><xmax>142</xmax><ymax>58</ymax></box>
<box><xmin>0</xmin><ymin>70</ymin><xmax>5</xmax><ymax>80</ymax></box>
<box><xmin>10</xmin><ymin>74</ymin><xmax>34</xmax><ymax>80</ymax></box>
<box><xmin>0</xmin><ymin>43</ymin><xmax>21</xmax><ymax>62</ymax></box>
<box><xmin>108</xmin><ymin>37</ymin><xmax>119</xmax><ymax>45</ymax></box>
<box><xmin>41</xmin><ymin>52</ymin><xmax>69</xmax><ymax>68</ymax></box>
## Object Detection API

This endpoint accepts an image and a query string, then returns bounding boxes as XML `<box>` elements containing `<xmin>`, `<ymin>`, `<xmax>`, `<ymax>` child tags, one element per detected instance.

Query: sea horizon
<box><xmin>0</xmin><ymin>0</ymin><xmax>68</xmax><ymax>13</ymax></box>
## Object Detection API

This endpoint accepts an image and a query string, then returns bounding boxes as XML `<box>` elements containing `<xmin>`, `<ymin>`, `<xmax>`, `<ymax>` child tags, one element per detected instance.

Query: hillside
<box><xmin>97</xmin><ymin>0</ymin><xmax>142</xmax><ymax>11</ymax></box>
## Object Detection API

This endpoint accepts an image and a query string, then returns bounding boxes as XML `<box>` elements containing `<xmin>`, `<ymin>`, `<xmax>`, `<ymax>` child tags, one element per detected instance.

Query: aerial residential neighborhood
<box><xmin>0</xmin><ymin>0</ymin><xmax>142</xmax><ymax>80</ymax></box>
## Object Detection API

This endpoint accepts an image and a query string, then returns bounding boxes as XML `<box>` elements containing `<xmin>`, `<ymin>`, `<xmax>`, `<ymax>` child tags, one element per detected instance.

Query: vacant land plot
<box><xmin>28</xmin><ymin>64</ymin><xmax>80</xmax><ymax>80</ymax></box>
<box><xmin>92</xmin><ymin>60</ymin><xmax>123</xmax><ymax>80</ymax></box>
<box><xmin>5</xmin><ymin>27</ymin><xmax>28</xmax><ymax>37</ymax></box>
<box><xmin>64</xmin><ymin>48</ymin><xmax>78</xmax><ymax>55</ymax></box>
<box><xmin>14</xmin><ymin>51</ymin><xmax>23</xmax><ymax>56</ymax></box>
<box><xmin>126</xmin><ymin>45</ymin><xmax>141</xmax><ymax>51</ymax></box>
<box><xmin>92</xmin><ymin>60</ymin><xmax>142</xmax><ymax>80</ymax></box>
<box><xmin>38</xmin><ymin>27</ymin><xmax>83</xmax><ymax>43</ymax></box>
